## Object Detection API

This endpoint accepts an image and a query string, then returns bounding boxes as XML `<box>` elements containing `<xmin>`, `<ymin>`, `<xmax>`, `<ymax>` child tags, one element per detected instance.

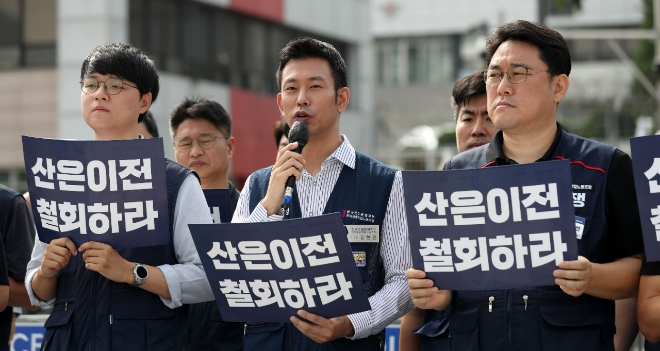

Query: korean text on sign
<box><xmin>403</xmin><ymin>160</ymin><xmax>577</xmax><ymax>290</ymax></box>
<box><xmin>22</xmin><ymin>136</ymin><xmax>170</xmax><ymax>249</ymax></box>
<box><xmin>631</xmin><ymin>135</ymin><xmax>660</xmax><ymax>261</ymax></box>
<box><xmin>189</xmin><ymin>213</ymin><xmax>371</xmax><ymax>323</ymax></box>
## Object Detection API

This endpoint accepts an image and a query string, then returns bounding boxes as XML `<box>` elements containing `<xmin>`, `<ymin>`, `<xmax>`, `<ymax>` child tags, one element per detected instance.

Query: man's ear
<box><xmin>336</xmin><ymin>87</ymin><xmax>350</xmax><ymax>113</ymax></box>
<box><xmin>552</xmin><ymin>74</ymin><xmax>569</xmax><ymax>103</ymax></box>
<box><xmin>227</xmin><ymin>136</ymin><xmax>235</xmax><ymax>158</ymax></box>
<box><xmin>277</xmin><ymin>93</ymin><xmax>284</xmax><ymax>116</ymax></box>
<box><xmin>139</xmin><ymin>92</ymin><xmax>153</xmax><ymax>114</ymax></box>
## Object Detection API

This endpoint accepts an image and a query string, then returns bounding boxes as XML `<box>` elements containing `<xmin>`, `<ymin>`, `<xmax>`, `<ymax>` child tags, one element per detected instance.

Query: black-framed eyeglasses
<box><xmin>80</xmin><ymin>77</ymin><xmax>139</xmax><ymax>95</ymax></box>
<box><xmin>483</xmin><ymin>67</ymin><xmax>550</xmax><ymax>86</ymax></box>
<box><xmin>173</xmin><ymin>135</ymin><xmax>228</xmax><ymax>152</ymax></box>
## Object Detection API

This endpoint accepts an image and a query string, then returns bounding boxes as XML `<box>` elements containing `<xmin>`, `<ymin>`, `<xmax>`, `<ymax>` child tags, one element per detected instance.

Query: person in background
<box><xmin>137</xmin><ymin>111</ymin><xmax>159</xmax><ymax>138</ymax></box>
<box><xmin>399</xmin><ymin>71</ymin><xmax>497</xmax><ymax>351</ymax></box>
<box><xmin>169</xmin><ymin>97</ymin><xmax>243</xmax><ymax>351</ymax></box>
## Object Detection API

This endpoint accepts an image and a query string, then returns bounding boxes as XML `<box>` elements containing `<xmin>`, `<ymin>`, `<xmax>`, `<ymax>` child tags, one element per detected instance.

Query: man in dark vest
<box><xmin>406</xmin><ymin>20</ymin><xmax>644</xmax><ymax>351</ymax></box>
<box><xmin>25</xmin><ymin>43</ymin><xmax>214</xmax><ymax>351</ymax></box>
<box><xmin>233</xmin><ymin>37</ymin><xmax>414</xmax><ymax>350</ymax></box>
<box><xmin>169</xmin><ymin>97</ymin><xmax>243</xmax><ymax>351</ymax></box>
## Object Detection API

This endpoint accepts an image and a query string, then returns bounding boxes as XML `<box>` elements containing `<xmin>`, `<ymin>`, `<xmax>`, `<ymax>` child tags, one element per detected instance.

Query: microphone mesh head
<box><xmin>288</xmin><ymin>121</ymin><xmax>309</xmax><ymax>147</ymax></box>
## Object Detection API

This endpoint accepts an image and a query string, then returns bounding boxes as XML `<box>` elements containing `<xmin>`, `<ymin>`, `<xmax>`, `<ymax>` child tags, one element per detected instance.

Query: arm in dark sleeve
<box><xmin>604</xmin><ymin>150</ymin><xmax>645</xmax><ymax>259</ymax></box>
<box><xmin>3</xmin><ymin>196</ymin><xmax>35</xmax><ymax>281</ymax></box>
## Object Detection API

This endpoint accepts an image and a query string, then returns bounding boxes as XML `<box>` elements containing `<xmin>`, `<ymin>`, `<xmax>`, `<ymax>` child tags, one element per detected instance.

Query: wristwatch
<box><xmin>129</xmin><ymin>263</ymin><xmax>148</xmax><ymax>287</ymax></box>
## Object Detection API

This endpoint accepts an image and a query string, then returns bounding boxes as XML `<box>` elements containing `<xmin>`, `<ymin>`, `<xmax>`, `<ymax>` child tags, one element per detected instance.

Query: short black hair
<box><xmin>486</xmin><ymin>20</ymin><xmax>571</xmax><ymax>77</ymax></box>
<box><xmin>169</xmin><ymin>97</ymin><xmax>231</xmax><ymax>138</ymax></box>
<box><xmin>140</xmin><ymin>111</ymin><xmax>159</xmax><ymax>138</ymax></box>
<box><xmin>80</xmin><ymin>43</ymin><xmax>159</xmax><ymax>123</ymax></box>
<box><xmin>451</xmin><ymin>72</ymin><xmax>487</xmax><ymax>122</ymax></box>
<box><xmin>276</xmin><ymin>37</ymin><xmax>347</xmax><ymax>95</ymax></box>
<box><xmin>273</xmin><ymin>118</ymin><xmax>290</xmax><ymax>147</ymax></box>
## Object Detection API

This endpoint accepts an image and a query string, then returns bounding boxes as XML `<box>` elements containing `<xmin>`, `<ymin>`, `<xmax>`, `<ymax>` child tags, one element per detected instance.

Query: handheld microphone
<box><xmin>283</xmin><ymin>121</ymin><xmax>309</xmax><ymax>205</ymax></box>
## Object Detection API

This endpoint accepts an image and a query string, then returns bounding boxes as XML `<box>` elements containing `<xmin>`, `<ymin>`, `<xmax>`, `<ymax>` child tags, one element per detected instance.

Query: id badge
<box><xmin>345</xmin><ymin>225</ymin><xmax>380</xmax><ymax>243</ymax></box>
<box><xmin>575</xmin><ymin>216</ymin><xmax>586</xmax><ymax>239</ymax></box>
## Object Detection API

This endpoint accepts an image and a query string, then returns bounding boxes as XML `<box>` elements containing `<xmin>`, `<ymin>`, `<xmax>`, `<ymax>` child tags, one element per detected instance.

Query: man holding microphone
<box><xmin>233</xmin><ymin>37</ymin><xmax>414</xmax><ymax>350</ymax></box>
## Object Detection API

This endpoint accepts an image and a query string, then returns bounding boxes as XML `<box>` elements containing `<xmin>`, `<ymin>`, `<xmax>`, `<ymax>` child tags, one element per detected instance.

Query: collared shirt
<box><xmin>26</xmin><ymin>173</ymin><xmax>216</xmax><ymax>309</ymax></box>
<box><xmin>467</xmin><ymin>123</ymin><xmax>643</xmax><ymax>261</ymax></box>
<box><xmin>233</xmin><ymin>136</ymin><xmax>414</xmax><ymax>340</ymax></box>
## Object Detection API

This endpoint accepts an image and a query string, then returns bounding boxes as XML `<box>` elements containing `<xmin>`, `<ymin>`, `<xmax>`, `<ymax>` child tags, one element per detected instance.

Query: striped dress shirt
<box><xmin>233</xmin><ymin>136</ymin><xmax>414</xmax><ymax>340</ymax></box>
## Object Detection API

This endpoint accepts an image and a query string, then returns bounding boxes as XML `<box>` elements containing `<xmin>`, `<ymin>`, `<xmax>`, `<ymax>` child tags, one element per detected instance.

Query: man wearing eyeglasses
<box><xmin>169</xmin><ymin>97</ymin><xmax>243</xmax><ymax>351</ymax></box>
<box><xmin>25</xmin><ymin>43</ymin><xmax>214</xmax><ymax>351</ymax></box>
<box><xmin>406</xmin><ymin>20</ymin><xmax>643</xmax><ymax>351</ymax></box>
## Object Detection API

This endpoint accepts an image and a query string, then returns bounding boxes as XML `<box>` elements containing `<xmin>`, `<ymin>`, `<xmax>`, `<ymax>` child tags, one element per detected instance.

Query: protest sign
<box><xmin>22</xmin><ymin>136</ymin><xmax>169</xmax><ymax>248</ymax></box>
<box><xmin>403</xmin><ymin>160</ymin><xmax>577</xmax><ymax>290</ymax></box>
<box><xmin>189</xmin><ymin>213</ymin><xmax>371</xmax><ymax>323</ymax></box>
<box><xmin>203</xmin><ymin>189</ymin><xmax>232</xmax><ymax>223</ymax></box>
<box><xmin>631</xmin><ymin>135</ymin><xmax>660</xmax><ymax>261</ymax></box>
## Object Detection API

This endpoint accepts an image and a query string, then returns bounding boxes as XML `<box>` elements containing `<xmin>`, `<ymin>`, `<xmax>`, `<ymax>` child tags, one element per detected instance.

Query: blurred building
<box><xmin>371</xmin><ymin>0</ymin><xmax>644</xmax><ymax>168</ymax></box>
<box><xmin>0</xmin><ymin>0</ymin><xmax>373</xmax><ymax>190</ymax></box>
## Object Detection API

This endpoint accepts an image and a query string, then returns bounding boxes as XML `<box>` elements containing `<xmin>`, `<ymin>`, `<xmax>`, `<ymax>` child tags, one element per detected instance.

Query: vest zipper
<box><xmin>488</xmin><ymin>296</ymin><xmax>494</xmax><ymax>312</ymax></box>
<box><xmin>523</xmin><ymin>295</ymin><xmax>529</xmax><ymax>311</ymax></box>
<box><xmin>64</xmin><ymin>302</ymin><xmax>68</xmax><ymax>311</ymax></box>
<box><xmin>110</xmin><ymin>315</ymin><xmax>113</xmax><ymax>325</ymax></box>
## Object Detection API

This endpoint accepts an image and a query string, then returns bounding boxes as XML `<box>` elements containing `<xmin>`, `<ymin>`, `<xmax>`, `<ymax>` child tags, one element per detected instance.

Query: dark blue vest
<box><xmin>442</xmin><ymin>131</ymin><xmax>616</xmax><ymax>351</ymax></box>
<box><xmin>244</xmin><ymin>152</ymin><xmax>396</xmax><ymax>351</ymax></box>
<box><xmin>41</xmin><ymin>159</ymin><xmax>195</xmax><ymax>351</ymax></box>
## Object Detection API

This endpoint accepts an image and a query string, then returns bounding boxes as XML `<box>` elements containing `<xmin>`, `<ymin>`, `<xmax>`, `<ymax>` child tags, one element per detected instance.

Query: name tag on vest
<box><xmin>345</xmin><ymin>225</ymin><xmax>380</xmax><ymax>243</ymax></box>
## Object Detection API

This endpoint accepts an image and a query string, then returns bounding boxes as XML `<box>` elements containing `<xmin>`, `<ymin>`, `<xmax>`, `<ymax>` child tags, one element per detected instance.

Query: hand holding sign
<box><xmin>553</xmin><ymin>255</ymin><xmax>592</xmax><ymax>297</ymax></box>
<box><xmin>80</xmin><ymin>241</ymin><xmax>134</xmax><ymax>283</ymax></box>
<box><xmin>405</xmin><ymin>268</ymin><xmax>451</xmax><ymax>311</ymax></box>
<box><xmin>40</xmin><ymin>237</ymin><xmax>78</xmax><ymax>278</ymax></box>
<box><xmin>290</xmin><ymin>311</ymin><xmax>355</xmax><ymax>343</ymax></box>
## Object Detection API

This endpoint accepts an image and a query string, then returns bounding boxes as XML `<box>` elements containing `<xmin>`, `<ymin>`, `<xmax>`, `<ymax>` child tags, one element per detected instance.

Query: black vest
<box><xmin>443</xmin><ymin>131</ymin><xmax>616</xmax><ymax>351</ymax></box>
<box><xmin>244</xmin><ymin>152</ymin><xmax>396</xmax><ymax>351</ymax></box>
<box><xmin>41</xmin><ymin>159</ymin><xmax>195</xmax><ymax>351</ymax></box>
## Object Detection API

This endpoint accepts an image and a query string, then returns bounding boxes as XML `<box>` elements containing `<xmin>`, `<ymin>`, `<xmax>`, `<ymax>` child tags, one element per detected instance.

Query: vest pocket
<box><xmin>243</xmin><ymin>323</ymin><xmax>286</xmax><ymax>351</ymax></box>
<box><xmin>539</xmin><ymin>303</ymin><xmax>605</xmax><ymax>351</ymax></box>
<box><xmin>42</xmin><ymin>301</ymin><xmax>75</xmax><ymax>351</ymax></box>
<box><xmin>413</xmin><ymin>313</ymin><xmax>450</xmax><ymax>351</ymax></box>
<box><xmin>448</xmin><ymin>306</ymin><xmax>479</xmax><ymax>351</ymax></box>
<box><xmin>110</xmin><ymin>298</ymin><xmax>176</xmax><ymax>351</ymax></box>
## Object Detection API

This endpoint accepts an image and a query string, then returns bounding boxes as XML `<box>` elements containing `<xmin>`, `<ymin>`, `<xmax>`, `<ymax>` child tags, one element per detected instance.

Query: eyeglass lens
<box><xmin>484</xmin><ymin>67</ymin><xmax>529</xmax><ymax>86</ymax></box>
<box><xmin>81</xmin><ymin>77</ymin><xmax>124</xmax><ymax>95</ymax></box>
<box><xmin>174</xmin><ymin>136</ymin><xmax>219</xmax><ymax>151</ymax></box>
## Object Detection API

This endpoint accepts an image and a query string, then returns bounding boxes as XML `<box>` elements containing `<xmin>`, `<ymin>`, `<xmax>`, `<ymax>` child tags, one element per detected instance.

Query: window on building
<box><xmin>0</xmin><ymin>0</ymin><xmax>56</xmax><ymax>70</ymax></box>
<box><xmin>375</xmin><ymin>36</ymin><xmax>457</xmax><ymax>86</ymax></box>
<box><xmin>130</xmin><ymin>0</ymin><xmax>349</xmax><ymax>94</ymax></box>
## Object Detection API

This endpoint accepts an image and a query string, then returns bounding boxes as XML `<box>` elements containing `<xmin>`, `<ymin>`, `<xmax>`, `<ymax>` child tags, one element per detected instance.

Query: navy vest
<box><xmin>244</xmin><ymin>152</ymin><xmax>396</xmax><ymax>351</ymax></box>
<box><xmin>41</xmin><ymin>159</ymin><xmax>195</xmax><ymax>351</ymax></box>
<box><xmin>442</xmin><ymin>131</ymin><xmax>616</xmax><ymax>351</ymax></box>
